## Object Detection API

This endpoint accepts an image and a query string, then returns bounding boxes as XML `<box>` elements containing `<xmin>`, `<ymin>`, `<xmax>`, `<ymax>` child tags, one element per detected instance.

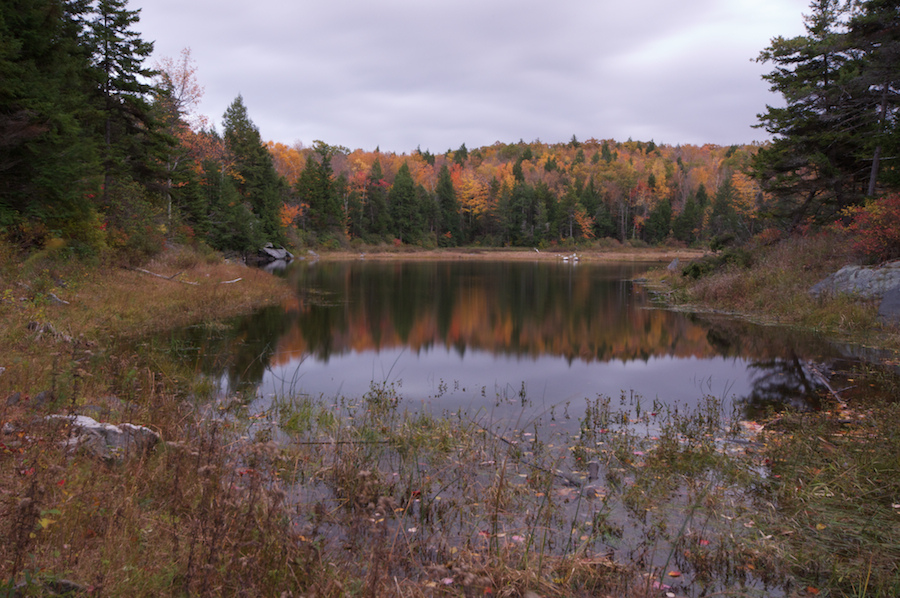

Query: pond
<box><xmin>153</xmin><ymin>258</ymin><xmax>874</xmax><ymax>595</ymax></box>
<box><xmin>162</xmin><ymin>258</ymin><xmax>849</xmax><ymax>432</ymax></box>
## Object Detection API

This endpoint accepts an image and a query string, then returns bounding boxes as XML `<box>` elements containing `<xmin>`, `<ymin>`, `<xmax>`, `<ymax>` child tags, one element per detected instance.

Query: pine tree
<box><xmin>222</xmin><ymin>95</ymin><xmax>285</xmax><ymax>241</ymax></box>
<box><xmin>752</xmin><ymin>0</ymin><xmax>868</xmax><ymax>228</ymax></box>
<box><xmin>366</xmin><ymin>158</ymin><xmax>391</xmax><ymax>238</ymax></box>
<box><xmin>847</xmin><ymin>0</ymin><xmax>900</xmax><ymax>195</ymax></box>
<box><xmin>86</xmin><ymin>0</ymin><xmax>158</xmax><ymax>190</ymax></box>
<box><xmin>389</xmin><ymin>162</ymin><xmax>421</xmax><ymax>243</ymax></box>
<box><xmin>435</xmin><ymin>164</ymin><xmax>460</xmax><ymax>245</ymax></box>
<box><xmin>0</xmin><ymin>0</ymin><xmax>101</xmax><ymax>246</ymax></box>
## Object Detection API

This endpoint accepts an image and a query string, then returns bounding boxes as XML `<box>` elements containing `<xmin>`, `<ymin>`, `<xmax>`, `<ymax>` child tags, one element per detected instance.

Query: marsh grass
<box><xmin>4</xmin><ymin>241</ymin><xmax>900</xmax><ymax>596</ymax></box>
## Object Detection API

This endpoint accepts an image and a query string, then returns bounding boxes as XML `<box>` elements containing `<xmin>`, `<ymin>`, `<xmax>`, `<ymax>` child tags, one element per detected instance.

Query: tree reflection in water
<box><xmin>153</xmin><ymin>260</ymin><xmax>852</xmax><ymax>421</ymax></box>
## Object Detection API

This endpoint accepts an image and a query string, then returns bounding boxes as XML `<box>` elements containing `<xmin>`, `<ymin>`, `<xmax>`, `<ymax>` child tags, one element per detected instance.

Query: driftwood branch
<box><xmin>131</xmin><ymin>267</ymin><xmax>199</xmax><ymax>285</ymax></box>
<box><xmin>129</xmin><ymin>267</ymin><xmax>243</xmax><ymax>286</ymax></box>
<box><xmin>807</xmin><ymin>361</ymin><xmax>846</xmax><ymax>405</ymax></box>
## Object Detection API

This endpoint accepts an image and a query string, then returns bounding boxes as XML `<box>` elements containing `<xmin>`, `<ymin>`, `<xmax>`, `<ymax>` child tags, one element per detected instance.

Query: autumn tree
<box><xmin>153</xmin><ymin>48</ymin><xmax>204</xmax><ymax>221</ymax></box>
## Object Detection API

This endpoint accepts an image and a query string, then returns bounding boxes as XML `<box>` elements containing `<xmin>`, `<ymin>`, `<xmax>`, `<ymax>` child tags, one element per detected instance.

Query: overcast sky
<box><xmin>131</xmin><ymin>0</ymin><xmax>811</xmax><ymax>153</ymax></box>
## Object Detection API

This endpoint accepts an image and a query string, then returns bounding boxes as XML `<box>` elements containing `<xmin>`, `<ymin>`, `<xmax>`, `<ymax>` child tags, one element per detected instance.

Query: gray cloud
<box><xmin>133</xmin><ymin>0</ymin><xmax>809</xmax><ymax>152</ymax></box>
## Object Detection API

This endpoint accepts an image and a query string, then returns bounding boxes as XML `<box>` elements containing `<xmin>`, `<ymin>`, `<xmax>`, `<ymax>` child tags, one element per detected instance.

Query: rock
<box><xmin>587</xmin><ymin>460</ymin><xmax>600</xmax><ymax>481</ymax></box>
<box><xmin>32</xmin><ymin>390</ymin><xmax>52</xmax><ymax>407</ymax></box>
<box><xmin>878</xmin><ymin>285</ymin><xmax>900</xmax><ymax>324</ymax></box>
<box><xmin>47</xmin><ymin>414</ymin><xmax>160</xmax><ymax>461</ymax></box>
<box><xmin>6</xmin><ymin>391</ymin><xmax>21</xmax><ymax>406</ymax></box>
<box><xmin>666</xmin><ymin>257</ymin><xmax>679</xmax><ymax>272</ymax></box>
<box><xmin>259</xmin><ymin>242</ymin><xmax>294</xmax><ymax>262</ymax></box>
<box><xmin>14</xmin><ymin>577</ymin><xmax>87</xmax><ymax>597</ymax></box>
<box><xmin>809</xmin><ymin>261</ymin><xmax>900</xmax><ymax>299</ymax></box>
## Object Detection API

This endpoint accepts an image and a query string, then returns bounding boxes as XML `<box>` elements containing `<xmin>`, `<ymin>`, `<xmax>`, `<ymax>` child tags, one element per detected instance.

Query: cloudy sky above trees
<box><xmin>132</xmin><ymin>0</ymin><xmax>811</xmax><ymax>153</ymax></box>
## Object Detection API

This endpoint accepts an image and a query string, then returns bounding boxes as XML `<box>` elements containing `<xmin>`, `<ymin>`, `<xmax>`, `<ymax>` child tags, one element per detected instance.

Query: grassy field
<box><xmin>2</xmin><ymin>238</ymin><xmax>899</xmax><ymax>597</ymax></box>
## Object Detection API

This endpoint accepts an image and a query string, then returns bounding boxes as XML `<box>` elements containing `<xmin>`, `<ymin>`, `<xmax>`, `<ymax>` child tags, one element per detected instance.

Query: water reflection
<box><xmin>159</xmin><ymin>260</ymin><xmax>848</xmax><ymax>420</ymax></box>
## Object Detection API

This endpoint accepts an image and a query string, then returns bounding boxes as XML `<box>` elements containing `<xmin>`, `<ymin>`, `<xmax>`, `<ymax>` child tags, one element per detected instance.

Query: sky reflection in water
<box><xmin>175</xmin><ymin>259</ymin><xmax>843</xmax><ymax>426</ymax></box>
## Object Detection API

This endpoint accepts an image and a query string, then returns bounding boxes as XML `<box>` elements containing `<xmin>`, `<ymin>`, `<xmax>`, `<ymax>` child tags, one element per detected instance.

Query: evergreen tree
<box><xmin>673</xmin><ymin>191</ymin><xmax>702</xmax><ymax>244</ymax></box>
<box><xmin>709</xmin><ymin>178</ymin><xmax>741</xmax><ymax>240</ymax></box>
<box><xmin>365</xmin><ymin>158</ymin><xmax>391</xmax><ymax>238</ymax></box>
<box><xmin>645</xmin><ymin>197</ymin><xmax>672</xmax><ymax>244</ymax></box>
<box><xmin>435</xmin><ymin>164</ymin><xmax>460</xmax><ymax>245</ymax></box>
<box><xmin>0</xmin><ymin>0</ymin><xmax>102</xmax><ymax>246</ymax></box>
<box><xmin>222</xmin><ymin>95</ymin><xmax>284</xmax><ymax>241</ymax></box>
<box><xmin>847</xmin><ymin>0</ymin><xmax>900</xmax><ymax>195</ymax></box>
<box><xmin>86</xmin><ymin>0</ymin><xmax>159</xmax><ymax>190</ymax></box>
<box><xmin>453</xmin><ymin>142</ymin><xmax>468</xmax><ymax>165</ymax></box>
<box><xmin>203</xmin><ymin>158</ymin><xmax>262</xmax><ymax>251</ymax></box>
<box><xmin>752</xmin><ymin>0</ymin><xmax>868</xmax><ymax>228</ymax></box>
<box><xmin>389</xmin><ymin>162</ymin><xmax>420</xmax><ymax>243</ymax></box>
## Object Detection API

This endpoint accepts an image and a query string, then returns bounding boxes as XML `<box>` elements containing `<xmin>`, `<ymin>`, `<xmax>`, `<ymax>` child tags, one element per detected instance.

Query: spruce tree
<box><xmin>752</xmin><ymin>0</ymin><xmax>868</xmax><ymax>228</ymax></box>
<box><xmin>0</xmin><ymin>0</ymin><xmax>101</xmax><ymax>246</ymax></box>
<box><xmin>86</xmin><ymin>0</ymin><xmax>159</xmax><ymax>190</ymax></box>
<box><xmin>222</xmin><ymin>95</ymin><xmax>284</xmax><ymax>241</ymax></box>
<box><xmin>435</xmin><ymin>164</ymin><xmax>460</xmax><ymax>245</ymax></box>
<box><xmin>389</xmin><ymin>162</ymin><xmax>420</xmax><ymax>243</ymax></box>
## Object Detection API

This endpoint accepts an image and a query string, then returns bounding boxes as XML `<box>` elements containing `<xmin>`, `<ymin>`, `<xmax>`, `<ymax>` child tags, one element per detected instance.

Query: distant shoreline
<box><xmin>309</xmin><ymin>246</ymin><xmax>707</xmax><ymax>262</ymax></box>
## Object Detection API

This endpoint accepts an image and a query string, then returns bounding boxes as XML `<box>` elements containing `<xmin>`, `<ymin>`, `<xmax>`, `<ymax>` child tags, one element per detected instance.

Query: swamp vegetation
<box><xmin>1</xmin><ymin>237</ymin><xmax>899</xmax><ymax>597</ymax></box>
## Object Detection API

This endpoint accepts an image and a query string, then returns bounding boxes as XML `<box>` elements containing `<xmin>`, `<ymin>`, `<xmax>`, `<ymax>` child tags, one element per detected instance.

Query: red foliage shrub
<box><xmin>845</xmin><ymin>192</ymin><xmax>900</xmax><ymax>262</ymax></box>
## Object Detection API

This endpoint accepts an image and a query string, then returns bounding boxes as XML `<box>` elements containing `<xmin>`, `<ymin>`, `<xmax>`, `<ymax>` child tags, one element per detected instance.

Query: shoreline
<box><xmin>305</xmin><ymin>246</ymin><xmax>707</xmax><ymax>262</ymax></box>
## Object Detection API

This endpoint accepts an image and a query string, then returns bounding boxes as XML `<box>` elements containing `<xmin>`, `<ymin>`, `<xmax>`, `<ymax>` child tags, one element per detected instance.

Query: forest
<box><xmin>1</xmin><ymin>0</ymin><xmax>899</xmax><ymax>260</ymax></box>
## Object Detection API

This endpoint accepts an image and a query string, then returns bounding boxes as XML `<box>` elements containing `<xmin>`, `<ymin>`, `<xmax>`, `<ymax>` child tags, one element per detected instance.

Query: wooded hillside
<box><xmin>2</xmin><ymin>0</ymin><xmax>898</xmax><ymax>259</ymax></box>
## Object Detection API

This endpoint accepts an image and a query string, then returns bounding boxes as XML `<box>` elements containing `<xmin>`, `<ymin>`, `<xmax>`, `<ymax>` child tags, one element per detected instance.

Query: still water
<box><xmin>164</xmin><ymin>259</ymin><xmax>848</xmax><ymax>426</ymax></box>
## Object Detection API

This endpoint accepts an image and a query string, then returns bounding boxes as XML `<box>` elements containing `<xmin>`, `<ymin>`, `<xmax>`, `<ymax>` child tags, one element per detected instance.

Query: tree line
<box><xmin>1</xmin><ymin>0</ymin><xmax>898</xmax><ymax>259</ymax></box>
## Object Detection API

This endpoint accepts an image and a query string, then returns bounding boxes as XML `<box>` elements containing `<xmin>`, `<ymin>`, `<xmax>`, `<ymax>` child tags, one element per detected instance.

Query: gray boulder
<box><xmin>47</xmin><ymin>414</ymin><xmax>160</xmax><ymax>461</ymax></box>
<box><xmin>666</xmin><ymin>258</ymin><xmax>679</xmax><ymax>272</ymax></box>
<box><xmin>878</xmin><ymin>285</ymin><xmax>900</xmax><ymax>325</ymax></box>
<box><xmin>809</xmin><ymin>261</ymin><xmax>900</xmax><ymax>299</ymax></box>
<box><xmin>258</xmin><ymin>243</ymin><xmax>294</xmax><ymax>262</ymax></box>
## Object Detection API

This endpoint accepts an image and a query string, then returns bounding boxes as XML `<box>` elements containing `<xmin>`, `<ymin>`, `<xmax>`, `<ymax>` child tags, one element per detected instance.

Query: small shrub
<box><xmin>844</xmin><ymin>192</ymin><xmax>900</xmax><ymax>262</ymax></box>
<box><xmin>682</xmin><ymin>248</ymin><xmax>752</xmax><ymax>279</ymax></box>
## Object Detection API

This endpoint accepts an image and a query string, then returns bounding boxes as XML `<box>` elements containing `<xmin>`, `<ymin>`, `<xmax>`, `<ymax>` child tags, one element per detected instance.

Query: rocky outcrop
<box><xmin>257</xmin><ymin>243</ymin><xmax>293</xmax><ymax>263</ymax></box>
<box><xmin>809</xmin><ymin>260</ymin><xmax>900</xmax><ymax>324</ymax></box>
<box><xmin>809</xmin><ymin>261</ymin><xmax>900</xmax><ymax>299</ymax></box>
<box><xmin>47</xmin><ymin>414</ymin><xmax>160</xmax><ymax>461</ymax></box>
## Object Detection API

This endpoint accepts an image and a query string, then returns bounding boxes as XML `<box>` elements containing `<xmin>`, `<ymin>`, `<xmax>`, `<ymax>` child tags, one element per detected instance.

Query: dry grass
<box><xmin>3</xmin><ymin>238</ymin><xmax>900</xmax><ymax>597</ymax></box>
<box><xmin>659</xmin><ymin>232</ymin><xmax>896</xmax><ymax>348</ymax></box>
<box><xmin>0</xmin><ymin>243</ymin><xmax>292</xmax><ymax>400</ymax></box>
